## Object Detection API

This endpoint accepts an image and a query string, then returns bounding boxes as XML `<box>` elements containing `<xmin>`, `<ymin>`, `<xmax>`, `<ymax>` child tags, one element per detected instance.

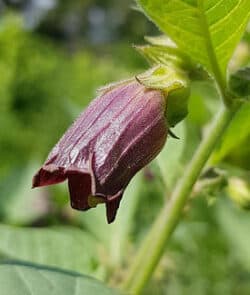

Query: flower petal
<box><xmin>105</xmin><ymin>190</ymin><xmax>123</xmax><ymax>223</ymax></box>
<box><xmin>67</xmin><ymin>173</ymin><xmax>92</xmax><ymax>211</ymax></box>
<box><xmin>32</xmin><ymin>165</ymin><xmax>66</xmax><ymax>188</ymax></box>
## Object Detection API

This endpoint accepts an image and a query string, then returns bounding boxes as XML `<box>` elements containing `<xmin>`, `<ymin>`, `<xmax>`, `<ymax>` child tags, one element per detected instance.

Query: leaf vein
<box><xmin>215</xmin><ymin>12</ymin><xmax>249</xmax><ymax>51</ymax></box>
<box><xmin>206</xmin><ymin>0</ymin><xmax>225</xmax><ymax>13</ymax></box>
<box><xmin>210</xmin><ymin>0</ymin><xmax>243</xmax><ymax>31</ymax></box>
<box><xmin>15</xmin><ymin>266</ymin><xmax>33</xmax><ymax>295</ymax></box>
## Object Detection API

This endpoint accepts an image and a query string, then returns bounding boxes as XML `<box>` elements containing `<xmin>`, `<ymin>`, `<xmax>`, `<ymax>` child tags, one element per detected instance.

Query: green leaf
<box><xmin>0</xmin><ymin>225</ymin><xmax>98</xmax><ymax>275</ymax></box>
<box><xmin>138</xmin><ymin>0</ymin><xmax>250</xmax><ymax>76</ymax></box>
<box><xmin>229</xmin><ymin>67</ymin><xmax>250</xmax><ymax>100</ymax></box>
<box><xmin>211</xmin><ymin>103</ymin><xmax>250</xmax><ymax>162</ymax></box>
<box><xmin>135</xmin><ymin>37</ymin><xmax>188</xmax><ymax>68</ymax></box>
<box><xmin>0</xmin><ymin>263</ymin><xmax>120</xmax><ymax>295</ymax></box>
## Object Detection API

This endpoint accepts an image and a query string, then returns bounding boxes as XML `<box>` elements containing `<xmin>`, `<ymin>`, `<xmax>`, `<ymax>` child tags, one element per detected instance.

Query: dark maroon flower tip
<box><xmin>32</xmin><ymin>165</ymin><xmax>66</xmax><ymax>188</ymax></box>
<box><xmin>33</xmin><ymin>79</ymin><xmax>168</xmax><ymax>223</ymax></box>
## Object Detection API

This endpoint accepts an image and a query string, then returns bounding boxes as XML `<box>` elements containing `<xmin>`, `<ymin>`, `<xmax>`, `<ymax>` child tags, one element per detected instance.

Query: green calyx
<box><xmin>135</xmin><ymin>35</ymin><xmax>191</xmax><ymax>127</ymax></box>
<box><xmin>136</xmin><ymin>64</ymin><xmax>190</xmax><ymax>127</ymax></box>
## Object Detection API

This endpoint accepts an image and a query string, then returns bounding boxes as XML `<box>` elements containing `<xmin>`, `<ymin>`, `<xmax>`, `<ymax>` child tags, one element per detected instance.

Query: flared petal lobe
<box><xmin>33</xmin><ymin>80</ymin><xmax>168</xmax><ymax>223</ymax></box>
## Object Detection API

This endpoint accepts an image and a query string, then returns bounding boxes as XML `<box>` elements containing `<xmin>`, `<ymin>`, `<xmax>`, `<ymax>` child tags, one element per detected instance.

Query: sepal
<box><xmin>136</xmin><ymin>64</ymin><xmax>190</xmax><ymax>127</ymax></box>
<box><xmin>135</xmin><ymin>35</ymin><xmax>188</xmax><ymax>68</ymax></box>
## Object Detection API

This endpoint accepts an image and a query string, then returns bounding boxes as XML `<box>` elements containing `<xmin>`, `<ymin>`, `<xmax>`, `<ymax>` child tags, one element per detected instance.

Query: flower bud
<box><xmin>33</xmin><ymin>80</ymin><xmax>168</xmax><ymax>223</ymax></box>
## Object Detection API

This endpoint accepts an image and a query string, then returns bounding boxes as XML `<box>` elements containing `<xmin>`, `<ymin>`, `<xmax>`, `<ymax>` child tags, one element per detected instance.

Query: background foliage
<box><xmin>0</xmin><ymin>0</ymin><xmax>249</xmax><ymax>294</ymax></box>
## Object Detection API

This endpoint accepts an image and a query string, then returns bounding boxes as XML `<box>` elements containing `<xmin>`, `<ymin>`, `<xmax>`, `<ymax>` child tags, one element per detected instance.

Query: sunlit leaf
<box><xmin>138</xmin><ymin>0</ymin><xmax>250</xmax><ymax>75</ymax></box>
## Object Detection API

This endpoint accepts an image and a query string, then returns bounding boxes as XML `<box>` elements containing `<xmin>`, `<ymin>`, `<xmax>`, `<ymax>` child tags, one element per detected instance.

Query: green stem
<box><xmin>122</xmin><ymin>104</ymin><xmax>239</xmax><ymax>294</ymax></box>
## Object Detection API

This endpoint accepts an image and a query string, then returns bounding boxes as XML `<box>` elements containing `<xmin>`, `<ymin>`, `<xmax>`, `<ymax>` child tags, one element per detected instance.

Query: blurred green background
<box><xmin>0</xmin><ymin>1</ymin><xmax>250</xmax><ymax>294</ymax></box>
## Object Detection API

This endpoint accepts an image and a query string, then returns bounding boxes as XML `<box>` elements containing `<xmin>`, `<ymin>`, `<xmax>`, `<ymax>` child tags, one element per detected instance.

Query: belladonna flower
<box><xmin>33</xmin><ymin>80</ymin><xmax>168</xmax><ymax>223</ymax></box>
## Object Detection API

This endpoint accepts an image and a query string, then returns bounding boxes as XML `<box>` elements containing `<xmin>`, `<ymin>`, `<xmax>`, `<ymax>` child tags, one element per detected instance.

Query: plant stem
<box><xmin>122</xmin><ymin>104</ymin><xmax>239</xmax><ymax>294</ymax></box>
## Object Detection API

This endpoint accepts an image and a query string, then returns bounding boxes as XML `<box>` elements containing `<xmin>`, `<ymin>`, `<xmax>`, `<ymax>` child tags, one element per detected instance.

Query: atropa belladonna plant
<box><xmin>33</xmin><ymin>0</ymin><xmax>250</xmax><ymax>293</ymax></box>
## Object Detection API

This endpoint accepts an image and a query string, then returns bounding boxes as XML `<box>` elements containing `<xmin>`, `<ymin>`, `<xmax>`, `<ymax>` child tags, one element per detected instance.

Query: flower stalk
<box><xmin>122</xmin><ymin>103</ymin><xmax>240</xmax><ymax>294</ymax></box>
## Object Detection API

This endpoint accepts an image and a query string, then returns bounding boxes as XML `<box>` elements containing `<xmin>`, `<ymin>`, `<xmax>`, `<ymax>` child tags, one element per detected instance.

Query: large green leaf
<box><xmin>0</xmin><ymin>263</ymin><xmax>120</xmax><ymax>295</ymax></box>
<box><xmin>0</xmin><ymin>225</ymin><xmax>98</xmax><ymax>275</ymax></box>
<box><xmin>138</xmin><ymin>0</ymin><xmax>250</xmax><ymax>75</ymax></box>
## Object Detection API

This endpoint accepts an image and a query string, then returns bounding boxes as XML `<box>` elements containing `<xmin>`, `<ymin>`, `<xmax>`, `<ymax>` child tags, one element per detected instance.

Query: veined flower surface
<box><xmin>33</xmin><ymin>80</ymin><xmax>168</xmax><ymax>223</ymax></box>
